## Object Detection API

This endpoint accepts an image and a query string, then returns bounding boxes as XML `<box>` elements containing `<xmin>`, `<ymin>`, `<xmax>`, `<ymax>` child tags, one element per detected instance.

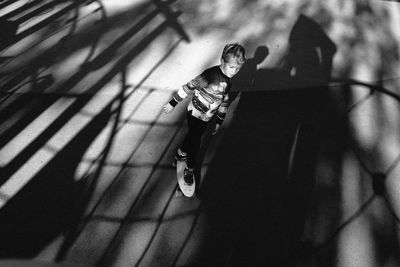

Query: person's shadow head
<box><xmin>231</xmin><ymin>45</ymin><xmax>269</xmax><ymax>93</ymax></box>
<box><xmin>252</xmin><ymin>45</ymin><xmax>269</xmax><ymax>65</ymax></box>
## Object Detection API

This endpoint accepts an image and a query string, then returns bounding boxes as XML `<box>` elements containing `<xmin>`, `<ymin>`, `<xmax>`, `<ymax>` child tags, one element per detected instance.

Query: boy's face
<box><xmin>220</xmin><ymin>56</ymin><xmax>243</xmax><ymax>78</ymax></box>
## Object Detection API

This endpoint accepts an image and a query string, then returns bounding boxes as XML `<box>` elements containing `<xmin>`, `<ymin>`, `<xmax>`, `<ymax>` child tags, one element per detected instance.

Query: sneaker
<box><xmin>183</xmin><ymin>167</ymin><xmax>194</xmax><ymax>185</ymax></box>
<box><xmin>175</xmin><ymin>148</ymin><xmax>187</xmax><ymax>162</ymax></box>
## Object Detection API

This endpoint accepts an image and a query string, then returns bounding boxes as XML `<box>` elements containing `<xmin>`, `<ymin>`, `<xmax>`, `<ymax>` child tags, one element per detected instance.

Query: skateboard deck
<box><xmin>176</xmin><ymin>160</ymin><xmax>195</xmax><ymax>197</ymax></box>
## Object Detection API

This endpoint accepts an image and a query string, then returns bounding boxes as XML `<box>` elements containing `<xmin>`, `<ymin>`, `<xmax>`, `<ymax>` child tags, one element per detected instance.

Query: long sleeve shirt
<box><xmin>169</xmin><ymin>65</ymin><xmax>231</xmax><ymax>124</ymax></box>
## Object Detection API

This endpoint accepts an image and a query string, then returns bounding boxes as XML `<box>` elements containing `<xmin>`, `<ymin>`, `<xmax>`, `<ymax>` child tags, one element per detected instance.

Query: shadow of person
<box><xmin>193</xmin><ymin>45</ymin><xmax>269</xmax><ymax>187</ymax></box>
<box><xmin>286</xmin><ymin>14</ymin><xmax>336</xmax><ymax>84</ymax></box>
<box><xmin>196</xmin><ymin>14</ymin><xmax>337</xmax><ymax>266</ymax></box>
<box><xmin>229</xmin><ymin>45</ymin><xmax>269</xmax><ymax>103</ymax></box>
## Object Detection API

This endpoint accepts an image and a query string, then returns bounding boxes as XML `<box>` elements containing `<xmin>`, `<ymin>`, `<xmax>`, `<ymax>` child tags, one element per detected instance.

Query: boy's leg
<box><xmin>181</xmin><ymin>113</ymin><xmax>207</xmax><ymax>170</ymax></box>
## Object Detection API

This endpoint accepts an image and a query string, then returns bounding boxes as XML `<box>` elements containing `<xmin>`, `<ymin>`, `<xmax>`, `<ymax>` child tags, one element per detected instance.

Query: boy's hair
<box><xmin>221</xmin><ymin>43</ymin><xmax>246</xmax><ymax>64</ymax></box>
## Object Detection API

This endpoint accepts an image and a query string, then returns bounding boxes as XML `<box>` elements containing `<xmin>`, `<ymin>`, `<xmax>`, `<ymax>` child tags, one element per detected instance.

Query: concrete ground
<box><xmin>1</xmin><ymin>0</ymin><xmax>400</xmax><ymax>266</ymax></box>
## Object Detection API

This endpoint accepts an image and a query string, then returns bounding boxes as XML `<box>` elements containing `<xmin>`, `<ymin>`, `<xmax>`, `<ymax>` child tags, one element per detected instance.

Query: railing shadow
<box><xmin>0</xmin><ymin>0</ymin><xmax>190</xmax><ymax>259</ymax></box>
<box><xmin>0</xmin><ymin>0</ymin><xmax>89</xmax><ymax>50</ymax></box>
<box><xmin>0</xmin><ymin>0</ymin><xmax>187</xmax><ymax>185</ymax></box>
<box><xmin>53</xmin><ymin>69</ymin><xmax>128</xmax><ymax>262</ymax></box>
<box><xmin>0</xmin><ymin>0</ymin><xmax>20</xmax><ymax>10</ymax></box>
<box><xmin>0</xmin><ymin>96</ymin><xmax>113</xmax><ymax>258</ymax></box>
<box><xmin>57</xmin><ymin>42</ymin><xmax>183</xmax><ymax>264</ymax></box>
<box><xmin>300</xmin><ymin>77</ymin><xmax>400</xmax><ymax>265</ymax></box>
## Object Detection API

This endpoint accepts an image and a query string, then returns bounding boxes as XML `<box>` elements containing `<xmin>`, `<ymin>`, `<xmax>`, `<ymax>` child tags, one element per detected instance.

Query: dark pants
<box><xmin>181</xmin><ymin>112</ymin><xmax>208</xmax><ymax>169</ymax></box>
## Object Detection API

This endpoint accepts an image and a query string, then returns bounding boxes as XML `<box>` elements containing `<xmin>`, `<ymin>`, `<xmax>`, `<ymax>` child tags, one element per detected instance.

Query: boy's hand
<box><xmin>163</xmin><ymin>103</ymin><xmax>174</xmax><ymax>113</ymax></box>
<box><xmin>212</xmin><ymin>124</ymin><xmax>221</xmax><ymax>135</ymax></box>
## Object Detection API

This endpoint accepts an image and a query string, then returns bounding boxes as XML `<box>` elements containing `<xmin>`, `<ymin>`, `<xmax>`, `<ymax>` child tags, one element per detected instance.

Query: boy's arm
<box><xmin>163</xmin><ymin>74</ymin><xmax>208</xmax><ymax>113</ymax></box>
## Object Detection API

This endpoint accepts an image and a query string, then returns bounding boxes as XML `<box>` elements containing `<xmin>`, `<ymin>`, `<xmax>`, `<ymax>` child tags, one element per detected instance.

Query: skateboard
<box><xmin>175</xmin><ymin>159</ymin><xmax>196</xmax><ymax>197</ymax></box>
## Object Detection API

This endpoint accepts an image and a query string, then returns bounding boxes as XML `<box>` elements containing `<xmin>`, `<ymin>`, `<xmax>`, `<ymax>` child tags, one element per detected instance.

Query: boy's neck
<box><xmin>219</xmin><ymin>65</ymin><xmax>228</xmax><ymax>77</ymax></box>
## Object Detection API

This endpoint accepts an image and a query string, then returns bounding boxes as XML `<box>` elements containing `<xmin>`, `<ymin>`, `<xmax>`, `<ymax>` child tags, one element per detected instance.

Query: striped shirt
<box><xmin>169</xmin><ymin>66</ymin><xmax>231</xmax><ymax>124</ymax></box>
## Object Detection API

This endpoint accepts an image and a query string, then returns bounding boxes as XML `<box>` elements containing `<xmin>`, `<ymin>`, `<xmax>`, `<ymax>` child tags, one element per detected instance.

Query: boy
<box><xmin>163</xmin><ymin>43</ymin><xmax>246</xmax><ymax>186</ymax></box>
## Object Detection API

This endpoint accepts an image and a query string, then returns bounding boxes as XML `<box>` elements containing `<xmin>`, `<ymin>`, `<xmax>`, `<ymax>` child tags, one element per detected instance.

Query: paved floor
<box><xmin>1</xmin><ymin>1</ymin><xmax>400</xmax><ymax>267</ymax></box>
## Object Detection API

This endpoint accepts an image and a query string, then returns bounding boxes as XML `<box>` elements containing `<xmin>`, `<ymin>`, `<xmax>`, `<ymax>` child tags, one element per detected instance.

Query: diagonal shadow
<box><xmin>152</xmin><ymin>0</ymin><xmax>190</xmax><ymax>42</ymax></box>
<box><xmin>0</xmin><ymin>0</ymin><xmax>92</xmax><ymax>51</ymax></box>
<box><xmin>0</xmin><ymin>0</ymin><xmax>181</xmax><ymax>95</ymax></box>
<box><xmin>0</xmin><ymin>93</ymin><xmax>114</xmax><ymax>258</ymax></box>
<box><xmin>94</xmin><ymin>111</ymin><xmax>186</xmax><ymax>267</ymax></box>
<box><xmin>0</xmin><ymin>37</ymin><xmax>182</xmax><ymax>258</ymax></box>
<box><xmin>53</xmin><ymin>68</ymin><xmax>128</xmax><ymax>262</ymax></box>
<box><xmin>0</xmin><ymin>1</ymin><xmax>189</xmax><ymax>186</ymax></box>
<box><xmin>0</xmin><ymin>1</ymin><xmax>190</xmax><ymax>258</ymax></box>
<box><xmin>11</xmin><ymin>0</ymin><xmax>62</xmax><ymax>24</ymax></box>
<box><xmin>1</xmin><ymin>0</ymin><xmax>47</xmax><ymax>20</ymax></box>
<box><xmin>0</xmin><ymin>0</ymin><xmax>20</xmax><ymax>9</ymax></box>
<box><xmin>53</xmin><ymin>38</ymin><xmax>182</xmax><ymax>259</ymax></box>
<box><xmin>0</xmin><ymin>3</ymin><xmax>150</xmax><ymax>147</ymax></box>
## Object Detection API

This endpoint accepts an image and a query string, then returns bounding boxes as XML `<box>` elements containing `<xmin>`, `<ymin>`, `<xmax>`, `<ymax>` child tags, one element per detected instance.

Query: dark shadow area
<box><xmin>0</xmin><ymin>17</ymin><xmax>18</xmax><ymax>49</ymax></box>
<box><xmin>196</xmin><ymin>14</ymin><xmax>337</xmax><ymax>266</ymax></box>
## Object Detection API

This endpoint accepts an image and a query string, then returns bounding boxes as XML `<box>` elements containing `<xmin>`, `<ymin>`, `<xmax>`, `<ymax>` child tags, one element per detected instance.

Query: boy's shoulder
<box><xmin>201</xmin><ymin>65</ymin><xmax>227</xmax><ymax>79</ymax></box>
<box><xmin>201</xmin><ymin>65</ymin><xmax>218</xmax><ymax>74</ymax></box>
